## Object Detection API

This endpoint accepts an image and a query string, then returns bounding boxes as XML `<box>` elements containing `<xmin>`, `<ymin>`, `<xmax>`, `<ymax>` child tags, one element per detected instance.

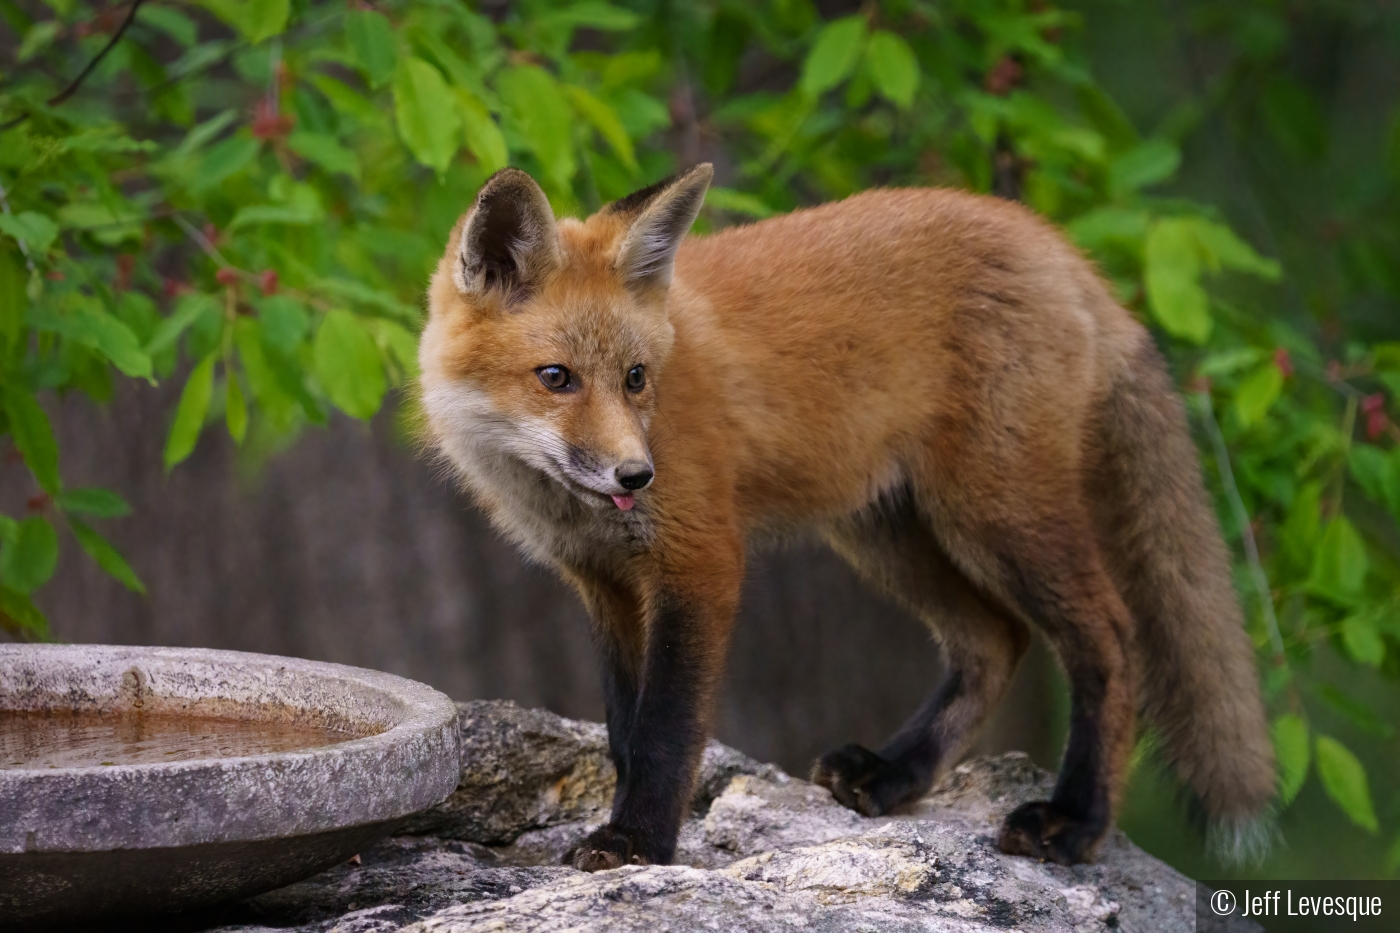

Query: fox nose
<box><xmin>616</xmin><ymin>462</ymin><xmax>654</xmax><ymax>491</ymax></box>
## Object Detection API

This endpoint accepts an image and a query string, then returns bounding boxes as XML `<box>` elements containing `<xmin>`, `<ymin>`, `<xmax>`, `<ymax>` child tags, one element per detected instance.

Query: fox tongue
<box><xmin>611</xmin><ymin>493</ymin><xmax>635</xmax><ymax>511</ymax></box>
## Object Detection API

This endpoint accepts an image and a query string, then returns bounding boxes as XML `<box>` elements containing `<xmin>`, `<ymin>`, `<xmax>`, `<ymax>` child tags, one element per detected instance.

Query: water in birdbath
<box><xmin>0</xmin><ymin>709</ymin><xmax>363</xmax><ymax>769</ymax></box>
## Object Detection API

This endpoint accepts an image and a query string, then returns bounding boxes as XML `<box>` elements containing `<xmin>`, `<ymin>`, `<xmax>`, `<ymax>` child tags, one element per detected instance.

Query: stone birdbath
<box><xmin>0</xmin><ymin>644</ymin><xmax>461</xmax><ymax>926</ymax></box>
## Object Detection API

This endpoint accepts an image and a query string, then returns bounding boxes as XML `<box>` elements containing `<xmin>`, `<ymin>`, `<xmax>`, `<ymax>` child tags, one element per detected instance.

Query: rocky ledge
<box><xmin>204</xmin><ymin>700</ymin><xmax>1198</xmax><ymax>933</ymax></box>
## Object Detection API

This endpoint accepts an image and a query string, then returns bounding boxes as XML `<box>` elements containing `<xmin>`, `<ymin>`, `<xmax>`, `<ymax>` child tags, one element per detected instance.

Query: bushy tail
<box><xmin>1096</xmin><ymin>338</ymin><xmax>1277</xmax><ymax>865</ymax></box>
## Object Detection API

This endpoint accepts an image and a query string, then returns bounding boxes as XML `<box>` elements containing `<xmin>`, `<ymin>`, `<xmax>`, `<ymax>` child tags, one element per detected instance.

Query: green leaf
<box><xmin>1144</xmin><ymin>218</ymin><xmax>1210</xmax><ymax>343</ymax></box>
<box><xmin>1387</xmin><ymin>833</ymin><xmax>1400</xmax><ymax>875</ymax></box>
<box><xmin>551</xmin><ymin>1</ymin><xmax>639</xmax><ymax>31</ymax></box>
<box><xmin>141</xmin><ymin>6</ymin><xmax>198</xmax><ymax>46</ymax></box>
<box><xmin>0</xmin><ymin>212</ymin><xmax>59</xmax><ymax>254</ymax></box>
<box><xmin>18</xmin><ymin>20</ymin><xmax>63</xmax><ymax>62</ymax></box>
<box><xmin>2</xmin><ymin>388</ymin><xmax>60</xmax><ymax>494</ymax></box>
<box><xmin>365</xmin><ymin>319</ymin><xmax>420</xmax><ymax>382</ymax></box>
<box><xmin>564</xmin><ymin>85</ymin><xmax>637</xmax><ymax>172</ymax></box>
<box><xmin>257</xmin><ymin>295</ymin><xmax>311</xmax><ymax>353</ymax></box>
<box><xmin>225</xmin><ymin>370</ymin><xmax>248</xmax><ymax>444</ymax></box>
<box><xmin>1271</xmin><ymin>714</ymin><xmax>1309</xmax><ymax>805</ymax></box>
<box><xmin>287</xmin><ymin>132</ymin><xmax>361</xmax><ymax>180</ymax></box>
<box><xmin>228</xmin><ymin>203</ymin><xmax>323</xmax><ymax>230</ymax></box>
<box><xmin>69</xmin><ymin>519</ymin><xmax>145</xmax><ymax>594</ymax></box>
<box><xmin>497</xmin><ymin>66</ymin><xmax>575</xmax><ymax>195</ymax></box>
<box><xmin>1108</xmin><ymin>140</ymin><xmax>1180</xmax><ymax>195</ymax></box>
<box><xmin>1279</xmin><ymin>482</ymin><xmax>1322</xmax><ymax>576</ymax></box>
<box><xmin>1197</xmin><ymin>347</ymin><xmax>1264</xmax><ymax>378</ymax></box>
<box><xmin>234</xmin><ymin>319</ymin><xmax>298</xmax><ymax>428</ymax></box>
<box><xmin>1234</xmin><ymin>364</ymin><xmax>1284</xmax><ymax>427</ymax></box>
<box><xmin>27</xmin><ymin>300</ymin><xmax>152</xmax><ymax>379</ymax></box>
<box><xmin>705</xmin><ymin>187</ymin><xmax>776</xmax><ymax>218</ymax></box>
<box><xmin>164</xmin><ymin>354</ymin><xmax>217</xmax><ymax>471</ymax></box>
<box><xmin>1357</xmin><ymin>444</ymin><xmax>1400</xmax><ymax>520</ymax></box>
<box><xmin>145</xmin><ymin>293</ymin><xmax>220</xmax><ymax>356</ymax></box>
<box><xmin>170</xmin><ymin>110</ymin><xmax>237</xmax><ymax>161</ymax></box>
<box><xmin>0</xmin><ymin>517</ymin><xmax>58</xmax><ymax>594</ymax></box>
<box><xmin>0</xmin><ymin>247</ymin><xmax>26</xmax><ymax>350</ymax></box>
<box><xmin>1314</xmin><ymin>735</ymin><xmax>1378</xmax><ymax>833</ymax></box>
<box><xmin>1065</xmin><ymin>207</ymin><xmax>1149</xmax><ymax>251</ymax></box>
<box><xmin>865</xmin><ymin>31</ymin><xmax>919</xmax><ymax>109</ymax></box>
<box><xmin>801</xmin><ymin>16</ymin><xmax>868</xmax><ymax>97</ymax></box>
<box><xmin>1262</xmin><ymin>77</ymin><xmax>1327</xmax><ymax>162</ymax></box>
<box><xmin>199</xmin><ymin>0</ymin><xmax>288</xmax><ymax>44</ymax></box>
<box><xmin>313</xmin><ymin>310</ymin><xmax>386</xmax><ymax>420</ymax></box>
<box><xmin>309</xmin><ymin>74</ymin><xmax>385</xmax><ymax>128</ymax></box>
<box><xmin>308</xmin><ymin>277</ymin><xmax>418</xmax><ymax>323</ymax></box>
<box><xmin>455</xmin><ymin>89</ymin><xmax>508</xmax><ymax>173</ymax></box>
<box><xmin>346</xmin><ymin>9</ymin><xmax>398</xmax><ymax>89</ymax></box>
<box><xmin>56</xmin><ymin>488</ymin><xmax>131</xmax><ymax>518</ymax></box>
<box><xmin>0</xmin><ymin>585</ymin><xmax>47</xmax><ymax>638</ymax></box>
<box><xmin>1350</xmin><ymin>445</ymin><xmax>1389</xmax><ymax>505</ymax></box>
<box><xmin>1313</xmin><ymin>683</ymin><xmax>1394</xmax><ymax>738</ymax></box>
<box><xmin>1190</xmin><ymin>219</ymin><xmax>1282</xmax><ymax>281</ymax></box>
<box><xmin>189</xmin><ymin>135</ymin><xmax>260</xmax><ymax>194</ymax></box>
<box><xmin>1387</xmin><ymin>450</ymin><xmax>1400</xmax><ymax>521</ymax></box>
<box><xmin>1342</xmin><ymin>612</ymin><xmax>1386</xmax><ymax>667</ymax></box>
<box><xmin>244</xmin><ymin>0</ymin><xmax>289</xmax><ymax>43</ymax></box>
<box><xmin>394</xmin><ymin>57</ymin><xmax>462</xmax><ymax>176</ymax></box>
<box><xmin>1375</xmin><ymin>341</ymin><xmax>1400</xmax><ymax>372</ymax></box>
<box><xmin>1307</xmin><ymin>518</ymin><xmax>1368</xmax><ymax>604</ymax></box>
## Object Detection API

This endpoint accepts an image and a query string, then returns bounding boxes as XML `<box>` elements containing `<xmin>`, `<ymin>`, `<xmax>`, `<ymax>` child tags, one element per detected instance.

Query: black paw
<box><xmin>565</xmin><ymin>825</ymin><xmax>644</xmax><ymax>872</ymax></box>
<box><xmin>997</xmin><ymin>800</ymin><xmax>1104</xmax><ymax>865</ymax></box>
<box><xmin>810</xmin><ymin>743</ymin><xmax>920</xmax><ymax>817</ymax></box>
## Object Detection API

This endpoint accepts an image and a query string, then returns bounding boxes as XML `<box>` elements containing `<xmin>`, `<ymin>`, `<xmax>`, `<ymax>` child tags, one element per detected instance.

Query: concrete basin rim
<box><xmin>0</xmin><ymin>643</ymin><xmax>459</xmax><ymax>730</ymax></box>
<box><xmin>0</xmin><ymin>644</ymin><xmax>463</xmax><ymax>853</ymax></box>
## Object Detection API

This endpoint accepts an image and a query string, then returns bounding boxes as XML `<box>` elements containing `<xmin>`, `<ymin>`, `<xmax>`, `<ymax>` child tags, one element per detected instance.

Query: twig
<box><xmin>1193</xmin><ymin>391</ymin><xmax>1288</xmax><ymax>661</ymax></box>
<box><xmin>0</xmin><ymin>179</ymin><xmax>36</xmax><ymax>272</ymax></box>
<box><xmin>1</xmin><ymin>0</ymin><xmax>149</xmax><ymax>132</ymax></box>
<box><xmin>173</xmin><ymin>213</ymin><xmax>236</xmax><ymax>270</ymax></box>
<box><xmin>1294</xmin><ymin>356</ymin><xmax>1400</xmax><ymax>444</ymax></box>
<box><xmin>173</xmin><ymin>212</ymin><xmax>331</xmax><ymax>312</ymax></box>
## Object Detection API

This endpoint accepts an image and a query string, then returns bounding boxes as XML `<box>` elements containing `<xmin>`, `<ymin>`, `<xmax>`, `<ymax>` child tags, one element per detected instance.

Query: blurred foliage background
<box><xmin>2</xmin><ymin>0</ymin><xmax>1399</xmax><ymax>881</ymax></box>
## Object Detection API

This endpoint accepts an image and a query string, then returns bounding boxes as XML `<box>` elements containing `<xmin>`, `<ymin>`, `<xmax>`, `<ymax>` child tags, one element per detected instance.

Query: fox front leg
<box><xmin>569</xmin><ymin>586</ymin><xmax>736</xmax><ymax>871</ymax></box>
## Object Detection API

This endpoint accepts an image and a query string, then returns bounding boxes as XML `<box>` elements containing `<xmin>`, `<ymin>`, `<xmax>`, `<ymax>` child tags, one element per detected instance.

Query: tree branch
<box><xmin>1</xmin><ymin>0</ymin><xmax>149</xmax><ymax>132</ymax></box>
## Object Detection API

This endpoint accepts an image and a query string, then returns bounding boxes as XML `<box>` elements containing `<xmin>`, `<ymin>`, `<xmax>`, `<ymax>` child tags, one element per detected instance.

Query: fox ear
<box><xmin>455</xmin><ymin>168</ymin><xmax>561</xmax><ymax>303</ymax></box>
<box><xmin>613</xmin><ymin>163</ymin><xmax>713</xmax><ymax>292</ymax></box>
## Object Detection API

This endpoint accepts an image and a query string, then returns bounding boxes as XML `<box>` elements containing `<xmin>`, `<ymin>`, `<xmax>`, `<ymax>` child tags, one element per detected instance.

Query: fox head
<box><xmin>420</xmin><ymin>164</ymin><xmax>713</xmax><ymax>513</ymax></box>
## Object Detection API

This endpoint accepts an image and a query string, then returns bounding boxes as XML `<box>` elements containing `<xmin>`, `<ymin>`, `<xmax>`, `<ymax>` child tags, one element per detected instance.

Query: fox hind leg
<box><xmin>926</xmin><ymin>501</ymin><xmax>1138</xmax><ymax>866</ymax></box>
<box><xmin>813</xmin><ymin>496</ymin><xmax>1031</xmax><ymax>817</ymax></box>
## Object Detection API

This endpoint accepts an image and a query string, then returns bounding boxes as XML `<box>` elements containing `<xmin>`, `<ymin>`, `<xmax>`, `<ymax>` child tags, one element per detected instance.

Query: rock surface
<box><xmin>203</xmin><ymin>700</ymin><xmax>1201</xmax><ymax>933</ymax></box>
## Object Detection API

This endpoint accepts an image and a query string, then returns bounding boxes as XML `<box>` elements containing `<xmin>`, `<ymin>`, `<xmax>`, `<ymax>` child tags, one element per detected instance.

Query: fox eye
<box><xmin>626</xmin><ymin>365</ymin><xmax>646</xmax><ymax>393</ymax></box>
<box><xmin>537</xmin><ymin>365</ymin><xmax>573</xmax><ymax>392</ymax></box>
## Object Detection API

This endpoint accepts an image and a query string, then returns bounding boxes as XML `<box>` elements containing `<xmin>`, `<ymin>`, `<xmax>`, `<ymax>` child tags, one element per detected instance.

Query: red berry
<box><xmin>216</xmin><ymin>268</ymin><xmax>240</xmax><ymax>286</ymax></box>
<box><xmin>258</xmin><ymin>269</ymin><xmax>279</xmax><ymax>295</ymax></box>
<box><xmin>984</xmin><ymin>57</ymin><xmax>1023</xmax><ymax>96</ymax></box>
<box><xmin>251</xmin><ymin>99</ymin><xmax>295</xmax><ymax>141</ymax></box>
<box><xmin>1273</xmin><ymin>348</ymin><xmax>1293</xmax><ymax>378</ymax></box>
<box><xmin>1366</xmin><ymin>409</ymin><xmax>1388</xmax><ymax>441</ymax></box>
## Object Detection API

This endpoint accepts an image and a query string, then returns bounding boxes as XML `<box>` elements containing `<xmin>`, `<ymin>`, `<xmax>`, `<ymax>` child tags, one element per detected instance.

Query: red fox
<box><xmin>418</xmin><ymin>164</ymin><xmax>1276</xmax><ymax>871</ymax></box>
